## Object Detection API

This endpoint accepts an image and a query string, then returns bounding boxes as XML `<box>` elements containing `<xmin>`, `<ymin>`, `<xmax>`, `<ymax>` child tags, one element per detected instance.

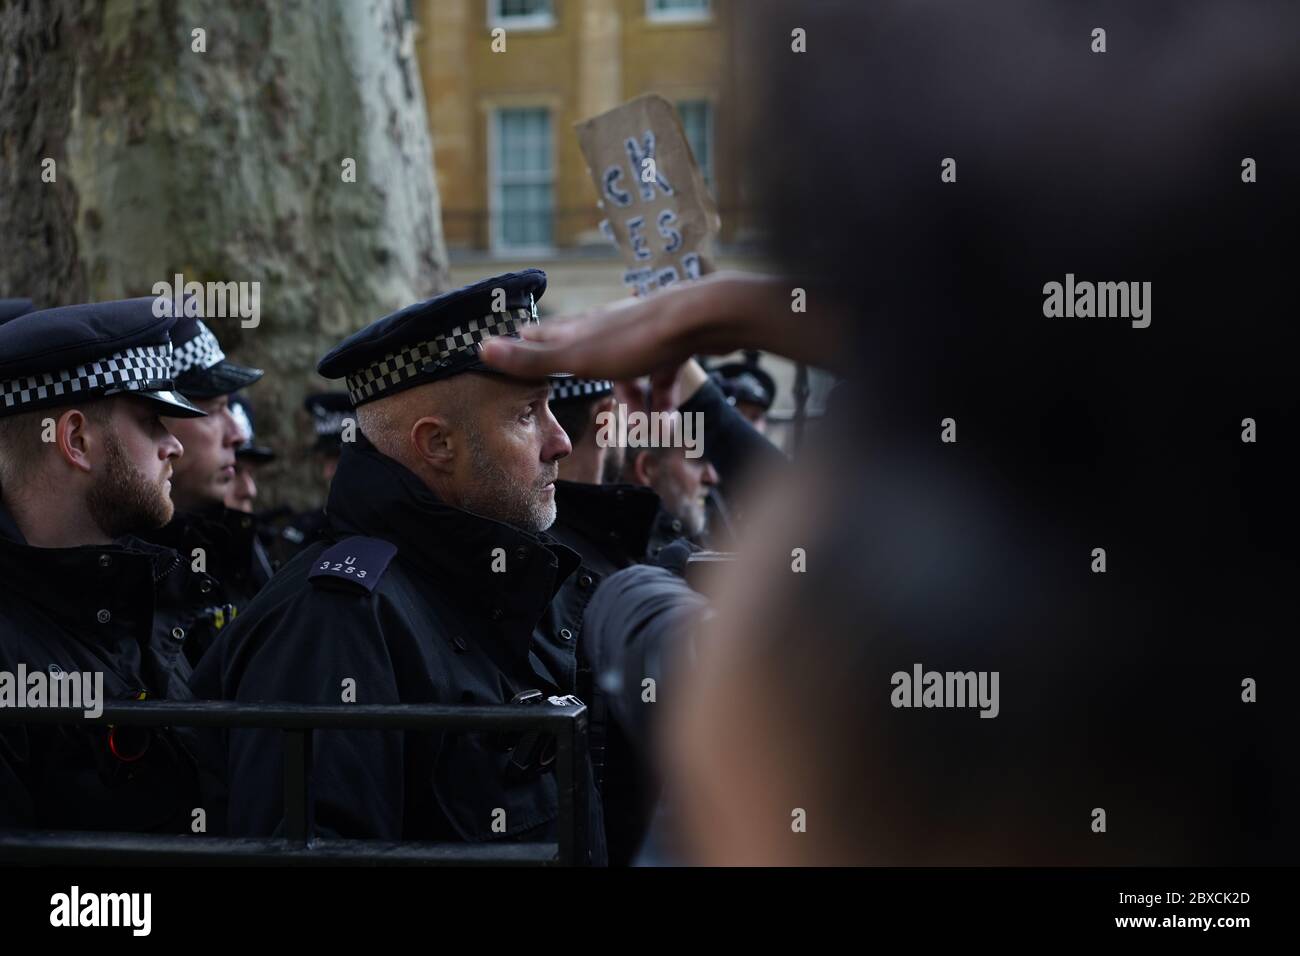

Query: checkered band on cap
<box><xmin>0</xmin><ymin>343</ymin><xmax>175</xmax><ymax>411</ymax></box>
<box><xmin>344</xmin><ymin>303</ymin><xmax>538</xmax><ymax>406</ymax></box>
<box><xmin>549</xmin><ymin>378</ymin><xmax>613</xmax><ymax>403</ymax></box>
<box><xmin>172</xmin><ymin>320</ymin><xmax>226</xmax><ymax>376</ymax></box>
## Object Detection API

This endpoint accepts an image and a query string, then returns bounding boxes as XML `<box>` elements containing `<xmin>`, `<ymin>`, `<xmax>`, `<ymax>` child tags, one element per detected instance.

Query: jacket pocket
<box><xmin>430</xmin><ymin>730</ymin><xmax>558</xmax><ymax>842</ymax></box>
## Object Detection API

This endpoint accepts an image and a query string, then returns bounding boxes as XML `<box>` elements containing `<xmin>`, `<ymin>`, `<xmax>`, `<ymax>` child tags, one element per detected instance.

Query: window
<box><xmin>647</xmin><ymin>0</ymin><xmax>712</xmax><ymax>24</ymax></box>
<box><xmin>491</xmin><ymin>108</ymin><xmax>554</xmax><ymax>252</ymax></box>
<box><xmin>490</xmin><ymin>0</ymin><xmax>555</xmax><ymax>30</ymax></box>
<box><xmin>677</xmin><ymin>100</ymin><xmax>714</xmax><ymax>192</ymax></box>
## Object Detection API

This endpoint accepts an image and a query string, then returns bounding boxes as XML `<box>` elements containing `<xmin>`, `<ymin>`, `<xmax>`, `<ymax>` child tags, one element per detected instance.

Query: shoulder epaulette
<box><xmin>308</xmin><ymin>536</ymin><xmax>397</xmax><ymax>593</ymax></box>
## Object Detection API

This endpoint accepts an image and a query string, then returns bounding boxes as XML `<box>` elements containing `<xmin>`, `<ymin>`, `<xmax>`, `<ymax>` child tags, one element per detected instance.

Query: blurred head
<box><xmin>734</xmin><ymin>401</ymin><xmax>767</xmax><ymax>433</ymax></box>
<box><xmin>225</xmin><ymin>459</ymin><xmax>259</xmax><ymax>514</ymax></box>
<box><xmin>630</xmin><ymin>442</ymin><xmax>718</xmax><ymax>539</ymax></box>
<box><xmin>0</xmin><ymin>397</ymin><xmax>182</xmax><ymax>541</ymax></box>
<box><xmin>671</xmin><ymin>433</ymin><xmax>1286</xmax><ymax>866</ymax></box>
<box><xmin>163</xmin><ymin>393</ymin><xmax>248</xmax><ymax>513</ymax></box>
<box><xmin>665</xmin><ymin>0</ymin><xmax>1298</xmax><ymax>866</ymax></box>
<box><xmin>357</xmin><ymin>371</ymin><xmax>571</xmax><ymax>532</ymax></box>
<box><xmin>554</xmin><ymin>393</ymin><xmax>618</xmax><ymax>485</ymax></box>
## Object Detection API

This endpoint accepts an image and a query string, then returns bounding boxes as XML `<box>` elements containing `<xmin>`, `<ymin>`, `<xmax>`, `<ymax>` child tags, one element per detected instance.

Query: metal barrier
<box><xmin>0</xmin><ymin>700</ymin><xmax>589</xmax><ymax>866</ymax></box>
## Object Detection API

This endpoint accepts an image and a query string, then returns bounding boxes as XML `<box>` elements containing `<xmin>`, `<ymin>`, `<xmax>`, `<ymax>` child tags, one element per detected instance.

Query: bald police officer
<box><xmin>0</xmin><ymin>298</ymin><xmax>208</xmax><ymax>829</ymax></box>
<box><xmin>194</xmin><ymin>271</ymin><xmax>605</xmax><ymax>861</ymax></box>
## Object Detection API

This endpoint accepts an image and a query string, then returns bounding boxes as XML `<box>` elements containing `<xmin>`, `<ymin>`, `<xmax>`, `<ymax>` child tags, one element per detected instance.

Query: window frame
<box><xmin>488</xmin><ymin>106</ymin><xmax>557</xmax><ymax>256</ymax></box>
<box><xmin>646</xmin><ymin>0</ymin><xmax>712</xmax><ymax>26</ymax></box>
<box><xmin>675</xmin><ymin>98</ymin><xmax>716</xmax><ymax>194</ymax></box>
<box><xmin>487</xmin><ymin>0</ymin><xmax>557</xmax><ymax>32</ymax></box>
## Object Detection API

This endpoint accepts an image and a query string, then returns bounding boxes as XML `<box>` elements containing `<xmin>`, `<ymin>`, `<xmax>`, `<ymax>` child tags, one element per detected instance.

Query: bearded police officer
<box><xmin>141</xmin><ymin>314</ymin><xmax>271</xmax><ymax>669</ymax></box>
<box><xmin>0</xmin><ymin>298</ymin><xmax>209</xmax><ymax>829</ymax></box>
<box><xmin>638</xmin><ymin>358</ymin><xmax>787</xmax><ymax>553</ymax></box>
<box><xmin>193</xmin><ymin>271</ymin><xmax>606</xmax><ymax>861</ymax></box>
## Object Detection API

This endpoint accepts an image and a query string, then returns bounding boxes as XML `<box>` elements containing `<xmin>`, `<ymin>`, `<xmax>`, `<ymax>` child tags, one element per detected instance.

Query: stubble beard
<box><xmin>86</xmin><ymin>428</ymin><xmax>174</xmax><ymax>538</ymax></box>
<box><xmin>462</xmin><ymin>426</ymin><xmax>557</xmax><ymax>533</ymax></box>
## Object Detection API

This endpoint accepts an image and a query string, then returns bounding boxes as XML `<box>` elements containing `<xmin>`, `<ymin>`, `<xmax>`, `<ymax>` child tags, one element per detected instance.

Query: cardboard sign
<box><xmin>575</xmin><ymin>93</ymin><xmax>721</xmax><ymax>295</ymax></box>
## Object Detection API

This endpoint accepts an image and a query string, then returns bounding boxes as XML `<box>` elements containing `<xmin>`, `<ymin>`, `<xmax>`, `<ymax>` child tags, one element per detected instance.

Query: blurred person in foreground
<box><xmin>482</xmin><ymin>0</ymin><xmax>1297</xmax><ymax>865</ymax></box>
<box><xmin>547</xmin><ymin>360</ymin><xmax>786</xmax><ymax>861</ymax></box>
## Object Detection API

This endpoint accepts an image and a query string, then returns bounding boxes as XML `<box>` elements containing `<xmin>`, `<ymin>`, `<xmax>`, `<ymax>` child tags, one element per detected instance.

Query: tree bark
<box><xmin>0</xmin><ymin>0</ymin><xmax>449</xmax><ymax>508</ymax></box>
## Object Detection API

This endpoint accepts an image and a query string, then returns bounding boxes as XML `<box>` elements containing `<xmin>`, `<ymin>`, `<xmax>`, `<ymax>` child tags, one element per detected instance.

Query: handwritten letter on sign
<box><xmin>575</xmin><ymin>94</ymin><xmax>721</xmax><ymax>295</ymax></box>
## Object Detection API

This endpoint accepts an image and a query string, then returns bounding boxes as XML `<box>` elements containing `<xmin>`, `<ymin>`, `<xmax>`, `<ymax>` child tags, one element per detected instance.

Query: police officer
<box><xmin>142</xmin><ymin>314</ymin><xmax>271</xmax><ymax>669</ymax></box>
<box><xmin>304</xmin><ymin>391</ymin><xmax>351</xmax><ymax>484</ymax></box>
<box><xmin>547</xmin><ymin>363</ymin><xmax>785</xmax><ymax>862</ymax></box>
<box><xmin>711</xmin><ymin>361</ymin><xmax>777</xmax><ymax>434</ymax></box>
<box><xmin>193</xmin><ymin>270</ymin><xmax>606</xmax><ymax>861</ymax></box>
<box><xmin>266</xmin><ymin>391</ymin><xmax>353</xmax><ymax>562</ymax></box>
<box><xmin>0</xmin><ymin>298</ymin><xmax>208</xmax><ymax>829</ymax></box>
<box><xmin>620</xmin><ymin>358</ymin><xmax>786</xmax><ymax>555</ymax></box>
<box><xmin>225</xmin><ymin>393</ymin><xmax>275</xmax><ymax>515</ymax></box>
<box><xmin>547</xmin><ymin>376</ymin><xmax>674</xmax><ymax>865</ymax></box>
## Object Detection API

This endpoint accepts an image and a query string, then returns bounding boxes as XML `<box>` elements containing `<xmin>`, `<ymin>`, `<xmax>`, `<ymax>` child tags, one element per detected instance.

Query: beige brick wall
<box><xmin>420</xmin><ymin>0</ymin><xmax>746</xmax><ymax>253</ymax></box>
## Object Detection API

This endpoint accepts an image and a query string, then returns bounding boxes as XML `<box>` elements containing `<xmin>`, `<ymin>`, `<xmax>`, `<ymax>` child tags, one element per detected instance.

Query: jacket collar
<box><xmin>326</xmin><ymin>435</ymin><xmax>580</xmax><ymax>626</ymax></box>
<box><xmin>552</xmin><ymin>480</ymin><xmax>661</xmax><ymax>565</ymax></box>
<box><xmin>142</xmin><ymin>503</ymin><xmax>262</xmax><ymax>584</ymax></box>
<box><xmin>0</xmin><ymin>501</ymin><xmax>180</xmax><ymax>642</ymax></box>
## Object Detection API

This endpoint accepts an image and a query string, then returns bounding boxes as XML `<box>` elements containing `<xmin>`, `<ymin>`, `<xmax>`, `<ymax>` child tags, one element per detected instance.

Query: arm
<box><xmin>220</xmin><ymin>594</ymin><xmax>406</xmax><ymax>839</ymax></box>
<box><xmin>584</xmin><ymin>564</ymin><xmax>710</xmax><ymax>760</ymax></box>
<box><xmin>677</xmin><ymin>369</ymin><xmax>787</xmax><ymax>489</ymax></box>
<box><xmin>479</xmin><ymin>272</ymin><xmax>849</xmax><ymax>402</ymax></box>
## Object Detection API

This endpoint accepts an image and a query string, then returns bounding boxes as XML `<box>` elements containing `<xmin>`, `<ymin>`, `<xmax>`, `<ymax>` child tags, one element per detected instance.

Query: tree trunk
<box><xmin>0</xmin><ymin>0</ymin><xmax>449</xmax><ymax>509</ymax></box>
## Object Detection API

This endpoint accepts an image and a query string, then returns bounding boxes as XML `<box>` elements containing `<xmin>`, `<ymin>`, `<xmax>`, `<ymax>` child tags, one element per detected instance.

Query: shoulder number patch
<box><xmin>309</xmin><ymin>536</ymin><xmax>397</xmax><ymax>593</ymax></box>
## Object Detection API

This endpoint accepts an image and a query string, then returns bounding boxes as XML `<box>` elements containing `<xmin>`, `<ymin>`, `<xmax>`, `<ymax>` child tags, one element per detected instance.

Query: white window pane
<box><xmin>650</xmin><ymin>0</ymin><xmax>710</xmax><ymax>15</ymax></box>
<box><xmin>499</xmin><ymin>0</ymin><xmax>552</xmax><ymax>18</ymax></box>
<box><xmin>677</xmin><ymin>100</ymin><xmax>713</xmax><ymax>188</ymax></box>
<box><xmin>500</xmin><ymin>184</ymin><xmax>553</xmax><ymax>246</ymax></box>
<box><xmin>495</xmin><ymin>108</ymin><xmax>553</xmax><ymax>247</ymax></box>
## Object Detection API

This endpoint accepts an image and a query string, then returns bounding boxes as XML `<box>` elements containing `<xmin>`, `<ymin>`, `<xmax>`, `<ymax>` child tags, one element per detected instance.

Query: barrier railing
<box><xmin>0</xmin><ymin>700</ymin><xmax>589</xmax><ymax>866</ymax></box>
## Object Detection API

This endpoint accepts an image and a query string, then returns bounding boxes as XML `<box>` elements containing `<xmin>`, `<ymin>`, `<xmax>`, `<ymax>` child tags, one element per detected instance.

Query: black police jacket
<box><xmin>191</xmin><ymin>436</ymin><xmax>607</xmax><ymax>862</ymax></box>
<box><xmin>258</xmin><ymin>506</ymin><xmax>330</xmax><ymax>571</ymax></box>
<box><xmin>0</xmin><ymin>505</ymin><xmax>203</xmax><ymax>831</ymax></box>
<box><xmin>143</xmin><ymin>505</ymin><xmax>273</xmax><ymax>670</ymax></box>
